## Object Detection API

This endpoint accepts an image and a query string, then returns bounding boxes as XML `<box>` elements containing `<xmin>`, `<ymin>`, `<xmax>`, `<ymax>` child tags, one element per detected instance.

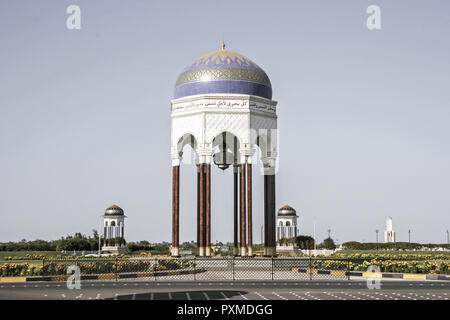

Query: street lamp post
<box><xmin>98</xmin><ymin>214</ymin><xmax>102</xmax><ymax>255</ymax></box>
<box><xmin>408</xmin><ymin>229</ymin><xmax>411</xmax><ymax>243</ymax></box>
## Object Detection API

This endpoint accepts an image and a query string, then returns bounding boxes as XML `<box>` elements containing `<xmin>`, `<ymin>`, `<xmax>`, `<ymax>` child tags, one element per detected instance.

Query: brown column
<box><xmin>264</xmin><ymin>173</ymin><xmax>276</xmax><ymax>256</ymax></box>
<box><xmin>103</xmin><ymin>226</ymin><xmax>106</xmax><ymax>248</ymax></box>
<box><xmin>199</xmin><ymin>163</ymin><xmax>205</xmax><ymax>256</ymax></box>
<box><xmin>240</xmin><ymin>162</ymin><xmax>246</xmax><ymax>256</ymax></box>
<box><xmin>196</xmin><ymin>165</ymin><xmax>200</xmax><ymax>252</ymax></box>
<box><xmin>247</xmin><ymin>163</ymin><xmax>252</xmax><ymax>256</ymax></box>
<box><xmin>205</xmin><ymin>163</ymin><xmax>211</xmax><ymax>256</ymax></box>
<box><xmin>233</xmin><ymin>166</ymin><xmax>239</xmax><ymax>256</ymax></box>
<box><xmin>172</xmin><ymin>165</ymin><xmax>180</xmax><ymax>256</ymax></box>
<box><xmin>121</xmin><ymin>225</ymin><xmax>124</xmax><ymax>246</ymax></box>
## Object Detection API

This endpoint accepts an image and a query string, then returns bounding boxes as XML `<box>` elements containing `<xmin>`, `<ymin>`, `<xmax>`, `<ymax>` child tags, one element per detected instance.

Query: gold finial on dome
<box><xmin>221</xmin><ymin>40</ymin><xmax>225</xmax><ymax>51</ymax></box>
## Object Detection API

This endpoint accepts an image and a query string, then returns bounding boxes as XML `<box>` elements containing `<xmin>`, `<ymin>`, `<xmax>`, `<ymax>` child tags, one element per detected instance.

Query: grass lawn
<box><xmin>0</xmin><ymin>251</ymin><xmax>66</xmax><ymax>267</ymax></box>
<box><xmin>333</xmin><ymin>250</ymin><xmax>450</xmax><ymax>257</ymax></box>
<box><xmin>0</xmin><ymin>251</ymin><xmax>62</xmax><ymax>258</ymax></box>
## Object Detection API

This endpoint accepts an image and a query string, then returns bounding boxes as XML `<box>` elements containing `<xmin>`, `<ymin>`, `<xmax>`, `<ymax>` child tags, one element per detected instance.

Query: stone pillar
<box><xmin>121</xmin><ymin>225</ymin><xmax>124</xmax><ymax>247</ymax></box>
<box><xmin>196</xmin><ymin>165</ymin><xmax>200</xmax><ymax>253</ymax></box>
<box><xmin>240</xmin><ymin>162</ymin><xmax>246</xmax><ymax>256</ymax></box>
<box><xmin>264</xmin><ymin>173</ymin><xmax>276</xmax><ymax>256</ymax></box>
<box><xmin>233</xmin><ymin>165</ymin><xmax>239</xmax><ymax>256</ymax></box>
<box><xmin>205</xmin><ymin>163</ymin><xmax>211</xmax><ymax>256</ymax></box>
<box><xmin>171</xmin><ymin>165</ymin><xmax>180</xmax><ymax>256</ymax></box>
<box><xmin>103</xmin><ymin>226</ymin><xmax>106</xmax><ymax>248</ymax></box>
<box><xmin>247</xmin><ymin>162</ymin><xmax>253</xmax><ymax>256</ymax></box>
<box><xmin>199</xmin><ymin>163</ymin><xmax>206</xmax><ymax>256</ymax></box>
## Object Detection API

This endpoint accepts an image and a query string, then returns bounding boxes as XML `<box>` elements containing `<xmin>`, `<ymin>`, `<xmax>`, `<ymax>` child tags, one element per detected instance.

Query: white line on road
<box><xmin>239</xmin><ymin>292</ymin><xmax>248</xmax><ymax>300</ymax></box>
<box><xmin>272</xmin><ymin>292</ymin><xmax>288</xmax><ymax>300</ymax></box>
<box><xmin>254</xmin><ymin>292</ymin><xmax>268</xmax><ymax>300</ymax></box>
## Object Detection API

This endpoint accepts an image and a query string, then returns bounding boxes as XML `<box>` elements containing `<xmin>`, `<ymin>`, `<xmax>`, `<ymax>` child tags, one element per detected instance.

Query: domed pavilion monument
<box><xmin>170</xmin><ymin>43</ymin><xmax>278</xmax><ymax>257</ymax></box>
<box><xmin>102</xmin><ymin>204</ymin><xmax>126</xmax><ymax>254</ymax></box>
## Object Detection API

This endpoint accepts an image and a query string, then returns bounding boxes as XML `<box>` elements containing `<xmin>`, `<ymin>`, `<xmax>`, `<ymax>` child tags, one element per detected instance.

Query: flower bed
<box><xmin>310</xmin><ymin>258</ymin><xmax>450</xmax><ymax>275</ymax></box>
<box><xmin>0</xmin><ymin>263</ymin><xmax>43</xmax><ymax>277</ymax></box>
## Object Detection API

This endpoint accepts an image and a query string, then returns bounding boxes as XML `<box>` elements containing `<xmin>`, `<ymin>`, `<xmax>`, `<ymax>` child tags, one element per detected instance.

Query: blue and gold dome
<box><xmin>174</xmin><ymin>43</ymin><xmax>272</xmax><ymax>100</ymax></box>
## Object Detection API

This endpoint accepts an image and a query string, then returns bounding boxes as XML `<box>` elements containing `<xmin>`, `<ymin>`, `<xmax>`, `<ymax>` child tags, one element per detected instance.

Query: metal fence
<box><xmin>42</xmin><ymin>257</ymin><xmax>353</xmax><ymax>281</ymax></box>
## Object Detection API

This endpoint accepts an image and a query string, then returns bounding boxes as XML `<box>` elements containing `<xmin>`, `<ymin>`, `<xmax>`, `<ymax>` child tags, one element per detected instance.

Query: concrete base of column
<box><xmin>171</xmin><ymin>247</ymin><xmax>179</xmax><ymax>257</ymax></box>
<box><xmin>233</xmin><ymin>247</ymin><xmax>239</xmax><ymax>256</ymax></box>
<box><xmin>240</xmin><ymin>247</ymin><xmax>246</xmax><ymax>256</ymax></box>
<box><xmin>264</xmin><ymin>247</ymin><xmax>276</xmax><ymax>256</ymax></box>
<box><xmin>247</xmin><ymin>247</ymin><xmax>253</xmax><ymax>257</ymax></box>
<box><xmin>199</xmin><ymin>247</ymin><xmax>205</xmax><ymax>257</ymax></box>
<box><xmin>205</xmin><ymin>247</ymin><xmax>211</xmax><ymax>256</ymax></box>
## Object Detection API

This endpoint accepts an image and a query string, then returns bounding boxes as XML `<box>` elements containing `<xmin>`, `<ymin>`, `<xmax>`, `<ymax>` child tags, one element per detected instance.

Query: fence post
<box><xmin>193</xmin><ymin>257</ymin><xmax>196</xmax><ymax>281</ymax></box>
<box><xmin>154</xmin><ymin>258</ymin><xmax>157</xmax><ymax>281</ymax></box>
<box><xmin>115</xmin><ymin>257</ymin><xmax>118</xmax><ymax>282</ymax></box>
<box><xmin>271</xmin><ymin>257</ymin><xmax>274</xmax><ymax>281</ymax></box>
<box><xmin>347</xmin><ymin>259</ymin><xmax>350</xmax><ymax>280</ymax></box>
<box><xmin>232</xmin><ymin>256</ymin><xmax>235</xmax><ymax>281</ymax></box>
<box><xmin>309</xmin><ymin>257</ymin><xmax>312</xmax><ymax>281</ymax></box>
<box><xmin>75</xmin><ymin>258</ymin><xmax>79</xmax><ymax>280</ymax></box>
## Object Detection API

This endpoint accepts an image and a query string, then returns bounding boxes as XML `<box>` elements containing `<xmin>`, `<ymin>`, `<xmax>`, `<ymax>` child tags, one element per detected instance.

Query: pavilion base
<box><xmin>276</xmin><ymin>245</ymin><xmax>301</xmax><ymax>256</ymax></box>
<box><xmin>171</xmin><ymin>247</ymin><xmax>179</xmax><ymax>257</ymax></box>
<box><xmin>101</xmin><ymin>246</ymin><xmax>127</xmax><ymax>255</ymax></box>
<box><xmin>264</xmin><ymin>247</ymin><xmax>276</xmax><ymax>256</ymax></box>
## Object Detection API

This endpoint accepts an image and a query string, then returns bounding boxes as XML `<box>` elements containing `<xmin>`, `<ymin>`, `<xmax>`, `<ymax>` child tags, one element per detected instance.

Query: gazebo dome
<box><xmin>278</xmin><ymin>205</ymin><xmax>297</xmax><ymax>216</ymax></box>
<box><xmin>105</xmin><ymin>204</ymin><xmax>124</xmax><ymax>216</ymax></box>
<box><xmin>174</xmin><ymin>43</ymin><xmax>272</xmax><ymax>99</ymax></box>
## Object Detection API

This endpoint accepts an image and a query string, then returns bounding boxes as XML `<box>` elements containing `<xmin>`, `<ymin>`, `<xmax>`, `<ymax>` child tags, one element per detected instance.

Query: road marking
<box><xmin>132</xmin><ymin>293</ymin><xmax>136</xmax><ymax>300</ymax></box>
<box><xmin>203</xmin><ymin>292</ymin><xmax>210</xmax><ymax>300</ymax></box>
<box><xmin>150</xmin><ymin>293</ymin><xmax>154</xmax><ymax>300</ymax></box>
<box><xmin>254</xmin><ymin>292</ymin><xmax>268</xmax><ymax>300</ymax></box>
<box><xmin>290</xmin><ymin>292</ymin><xmax>307</xmax><ymax>300</ymax></box>
<box><xmin>114</xmin><ymin>293</ymin><xmax>118</xmax><ymax>300</ymax></box>
<box><xmin>168</xmin><ymin>292</ymin><xmax>172</xmax><ymax>300</ymax></box>
<box><xmin>239</xmin><ymin>292</ymin><xmax>248</xmax><ymax>300</ymax></box>
<box><xmin>185</xmin><ymin>292</ymin><xmax>191</xmax><ymax>300</ymax></box>
<box><xmin>220</xmin><ymin>292</ymin><xmax>229</xmax><ymax>300</ymax></box>
<box><xmin>272</xmin><ymin>292</ymin><xmax>287</xmax><ymax>300</ymax></box>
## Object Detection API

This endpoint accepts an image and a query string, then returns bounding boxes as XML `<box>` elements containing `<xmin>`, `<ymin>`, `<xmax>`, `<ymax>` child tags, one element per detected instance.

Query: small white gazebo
<box><xmin>102</xmin><ymin>204</ymin><xmax>127</xmax><ymax>254</ymax></box>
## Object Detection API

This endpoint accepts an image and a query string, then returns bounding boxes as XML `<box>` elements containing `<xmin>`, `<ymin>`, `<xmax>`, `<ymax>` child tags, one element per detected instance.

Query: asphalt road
<box><xmin>0</xmin><ymin>280</ymin><xmax>449</xmax><ymax>300</ymax></box>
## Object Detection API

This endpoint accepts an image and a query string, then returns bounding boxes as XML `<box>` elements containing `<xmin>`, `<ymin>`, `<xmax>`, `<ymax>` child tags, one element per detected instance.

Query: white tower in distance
<box><xmin>384</xmin><ymin>217</ymin><xmax>396</xmax><ymax>243</ymax></box>
<box><xmin>102</xmin><ymin>204</ymin><xmax>127</xmax><ymax>254</ymax></box>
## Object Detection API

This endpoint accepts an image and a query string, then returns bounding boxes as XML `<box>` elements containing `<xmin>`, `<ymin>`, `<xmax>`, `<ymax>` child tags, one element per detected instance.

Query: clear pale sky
<box><xmin>1</xmin><ymin>0</ymin><xmax>449</xmax><ymax>244</ymax></box>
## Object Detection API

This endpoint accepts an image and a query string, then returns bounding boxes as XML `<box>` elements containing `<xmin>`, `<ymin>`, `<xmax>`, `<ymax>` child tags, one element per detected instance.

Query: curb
<box><xmin>290</xmin><ymin>268</ymin><xmax>450</xmax><ymax>281</ymax></box>
<box><xmin>0</xmin><ymin>268</ymin><xmax>202</xmax><ymax>283</ymax></box>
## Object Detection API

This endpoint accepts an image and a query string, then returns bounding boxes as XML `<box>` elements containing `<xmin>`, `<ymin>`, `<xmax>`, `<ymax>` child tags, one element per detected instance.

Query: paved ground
<box><xmin>0</xmin><ymin>280</ymin><xmax>449</xmax><ymax>300</ymax></box>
